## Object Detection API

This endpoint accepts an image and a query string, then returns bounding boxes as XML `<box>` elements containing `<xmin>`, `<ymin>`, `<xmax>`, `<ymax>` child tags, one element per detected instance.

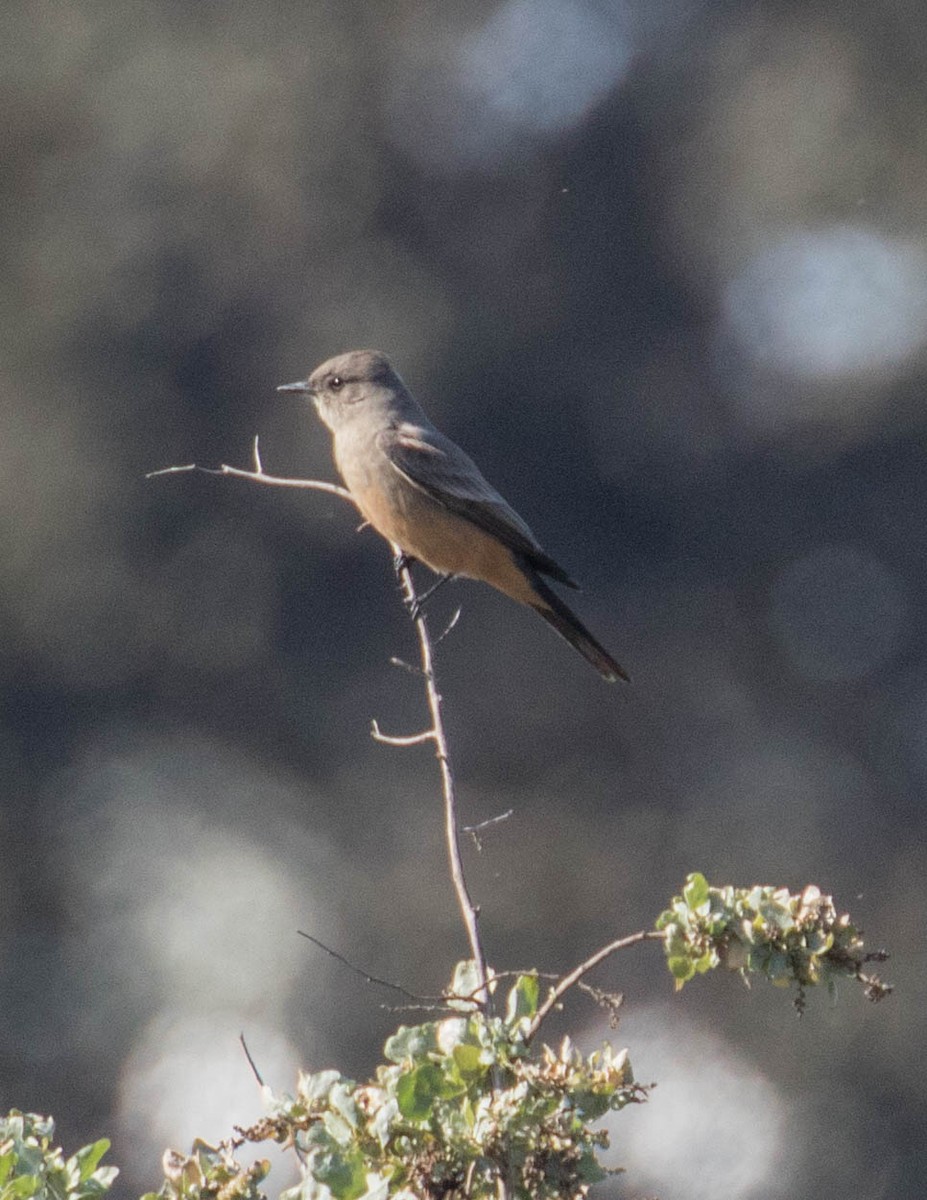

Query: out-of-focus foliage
<box><xmin>657</xmin><ymin>873</ymin><xmax>891</xmax><ymax>1011</ymax></box>
<box><xmin>7</xmin><ymin>875</ymin><xmax>889</xmax><ymax>1200</ymax></box>
<box><xmin>253</xmin><ymin>968</ymin><xmax>640</xmax><ymax>1200</ymax></box>
<box><xmin>0</xmin><ymin>1112</ymin><xmax>117</xmax><ymax>1200</ymax></box>
<box><xmin>142</xmin><ymin>1142</ymin><xmax>268</xmax><ymax>1200</ymax></box>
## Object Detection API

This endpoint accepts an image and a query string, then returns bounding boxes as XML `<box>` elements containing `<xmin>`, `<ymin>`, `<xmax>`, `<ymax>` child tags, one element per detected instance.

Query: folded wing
<box><xmin>378</xmin><ymin>424</ymin><xmax>578</xmax><ymax>588</ymax></box>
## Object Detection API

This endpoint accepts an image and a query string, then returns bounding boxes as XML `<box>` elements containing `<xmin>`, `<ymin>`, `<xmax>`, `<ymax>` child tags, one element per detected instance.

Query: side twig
<box><xmin>524</xmin><ymin>929</ymin><xmax>666</xmax><ymax>1042</ymax></box>
<box><xmin>146</xmin><ymin>436</ymin><xmax>357</xmax><ymax>504</ymax></box>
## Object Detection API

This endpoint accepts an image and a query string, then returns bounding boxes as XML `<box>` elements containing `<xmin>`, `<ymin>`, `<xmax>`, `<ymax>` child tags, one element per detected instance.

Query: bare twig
<box><xmin>576</xmin><ymin>981</ymin><xmax>625</xmax><ymax>1028</ymax></box>
<box><xmin>150</xmin><ymin>442</ymin><xmax>492</xmax><ymax>1013</ymax></box>
<box><xmin>392</xmin><ymin>555</ymin><xmax>493</xmax><ymax>1013</ymax></box>
<box><xmin>524</xmin><ymin>929</ymin><xmax>666</xmax><ymax>1042</ymax></box>
<box><xmin>463</xmin><ymin>808</ymin><xmax>514</xmax><ymax>851</ymax></box>
<box><xmin>434</xmin><ymin>608</ymin><xmax>462</xmax><ymax>646</ymax></box>
<box><xmin>463</xmin><ymin>809</ymin><xmax>514</xmax><ymax>835</ymax></box>
<box><xmin>389</xmin><ymin>657</ymin><xmax>421</xmax><ymax>676</ymax></box>
<box><xmin>370</xmin><ymin>720</ymin><xmax>435</xmax><ymax>747</ymax></box>
<box><xmin>297</xmin><ymin>930</ymin><xmax>437</xmax><ymax>1002</ymax></box>
<box><xmin>147</xmin><ymin>436</ymin><xmax>356</xmax><ymax>504</ymax></box>
<box><xmin>239</xmin><ymin>1033</ymin><xmax>265</xmax><ymax>1087</ymax></box>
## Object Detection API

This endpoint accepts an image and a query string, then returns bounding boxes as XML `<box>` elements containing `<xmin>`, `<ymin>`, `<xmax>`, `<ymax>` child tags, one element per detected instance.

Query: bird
<box><xmin>277</xmin><ymin>350</ymin><xmax>628</xmax><ymax>682</ymax></box>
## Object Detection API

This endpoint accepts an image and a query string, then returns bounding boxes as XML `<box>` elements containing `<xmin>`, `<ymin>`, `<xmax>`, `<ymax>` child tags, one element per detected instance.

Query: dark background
<box><xmin>2</xmin><ymin>2</ymin><xmax>925</xmax><ymax>1197</ymax></box>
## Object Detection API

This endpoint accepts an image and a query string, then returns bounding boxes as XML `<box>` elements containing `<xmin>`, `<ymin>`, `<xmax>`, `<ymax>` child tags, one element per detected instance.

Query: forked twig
<box><xmin>146</xmin><ymin>436</ymin><xmax>356</xmax><ymax>504</ymax></box>
<box><xmin>150</xmin><ymin>441</ymin><xmax>492</xmax><ymax>1012</ymax></box>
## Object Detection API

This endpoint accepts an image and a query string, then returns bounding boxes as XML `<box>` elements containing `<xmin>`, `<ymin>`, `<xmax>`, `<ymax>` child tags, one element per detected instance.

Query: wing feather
<box><xmin>378</xmin><ymin>424</ymin><xmax>577</xmax><ymax>588</ymax></box>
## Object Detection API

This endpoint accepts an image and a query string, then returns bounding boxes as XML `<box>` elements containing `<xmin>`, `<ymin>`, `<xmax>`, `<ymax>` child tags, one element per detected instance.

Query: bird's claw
<box><xmin>393</xmin><ymin>551</ymin><xmax>416</xmax><ymax>574</ymax></box>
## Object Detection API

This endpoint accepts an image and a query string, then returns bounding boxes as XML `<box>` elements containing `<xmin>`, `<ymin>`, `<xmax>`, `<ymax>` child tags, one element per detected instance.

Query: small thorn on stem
<box><xmin>370</xmin><ymin>719</ymin><xmax>435</xmax><ymax>747</ymax></box>
<box><xmin>390</xmin><ymin>657</ymin><xmax>422</xmax><ymax>676</ymax></box>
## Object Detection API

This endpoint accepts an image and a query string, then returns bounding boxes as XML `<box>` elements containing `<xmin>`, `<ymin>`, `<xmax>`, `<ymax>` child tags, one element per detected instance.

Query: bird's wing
<box><xmin>378</xmin><ymin>423</ymin><xmax>577</xmax><ymax>587</ymax></box>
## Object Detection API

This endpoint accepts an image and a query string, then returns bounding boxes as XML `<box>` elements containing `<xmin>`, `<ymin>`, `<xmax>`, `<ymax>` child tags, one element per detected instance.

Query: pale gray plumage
<box><xmin>278</xmin><ymin>349</ymin><xmax>628</xmax><ymax>682</ymax></box>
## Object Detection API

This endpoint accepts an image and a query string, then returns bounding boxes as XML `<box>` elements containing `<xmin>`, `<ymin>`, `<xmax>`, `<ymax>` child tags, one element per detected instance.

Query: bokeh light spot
<box><xmin>117</xmin><ymin>1011</ymin><xmax>300</xmax><ymax>1187</ymax></box>
<box><xmin>724</xmin><ymin>225</ymin><xmax>927</xmax><ymax>380</ymax></box>
<box><xmin>457</xmin><ymin>0</ymin><xmax>631</xmax><ymax>135</ymax></box>
<box><xmin>599</xmin><ymin>1007</ymin><xmax>790</xmax><ymax>1200</ymax></box>
<box><xmin>384</xmin><ymin>1</ymin><xmax>631</xmax><ymax>172</ymax></box>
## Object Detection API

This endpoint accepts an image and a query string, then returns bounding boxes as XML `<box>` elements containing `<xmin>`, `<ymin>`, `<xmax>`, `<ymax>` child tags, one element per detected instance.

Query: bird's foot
<box><xmin>393</xmin><ymin>551</ymin><xmax>417</xmax><ymax>575</ymax></box>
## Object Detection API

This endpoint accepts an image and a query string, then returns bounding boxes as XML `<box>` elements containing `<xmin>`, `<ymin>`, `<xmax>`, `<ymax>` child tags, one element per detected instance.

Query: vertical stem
<box><xmin>394</xmin><ymin>558</ymin><xmax>491</xmax><ymax>1012</ymax></box>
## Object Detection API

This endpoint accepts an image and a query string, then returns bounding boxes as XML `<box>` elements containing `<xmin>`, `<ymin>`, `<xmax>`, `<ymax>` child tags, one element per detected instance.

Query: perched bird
<box><xmin>278</xmin><ymin>350</ymin><xmax>628</xmax><ymax>682</ymax></box>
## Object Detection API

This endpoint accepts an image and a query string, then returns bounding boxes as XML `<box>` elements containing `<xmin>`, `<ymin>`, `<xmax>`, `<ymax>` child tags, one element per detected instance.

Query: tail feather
<box><xmin>528</xmin><ymin>575</ymin><xmax>629</xmax><ymax>683</ymax></box>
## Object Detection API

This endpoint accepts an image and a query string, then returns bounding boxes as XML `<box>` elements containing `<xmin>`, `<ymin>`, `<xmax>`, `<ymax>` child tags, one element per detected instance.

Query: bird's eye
<box><xmin>330</xmin><ymin>375</ymin><xmax>344</xmax><ymax>391</ymax></box>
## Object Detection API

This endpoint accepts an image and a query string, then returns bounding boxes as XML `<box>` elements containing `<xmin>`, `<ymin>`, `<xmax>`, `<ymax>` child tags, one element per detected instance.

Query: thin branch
<box><xmin>463</xmin><ymin>809</ymin><xmax>514</xmax><ymax>835</ymax></box>
<box><xmin>239</xmin><ymin>1033</ymin><xmax>265</xmax><ymax>1087</ymax></box>
<box><xmin>150</xmin><ymin>443</ymin><xmax>491</xmax><ymax>1012</ymax></box>
<box><xmin>389</xmin><ymin>657</ymin><xmax>422</xmax><ymax>676</ymax></box>
<box><xmin>434</xmin><ymin>608</ymin><xmax>462</xmax><ymax>646</ymax></box>
<box><xmin>393</xmin><ymin>555</ymin><xmax>492</xmax><ymax>1013</ymax></box>
<box><xmin>524</xmin><ymin>929</ymin><xmax>666</xmax><ymax>1042</ymax></box>
<box><xmin>147</xmin><ymin>437</ymin><xmax>356</xmax><ymax>503</ymax></box>
<box><xmin>297</xmin><ymin>930</ymin><xmax>436</xmax><ymax>1002</ymax></box>
<box><xmin>370</xmin><ymin>720</ymin><xmax>435</xmax><ymax>747</ymax></box>
<box><xmin>463</xmin><ymin>808</ymin><xmax>514</xmax><ymax>852</ymax></box>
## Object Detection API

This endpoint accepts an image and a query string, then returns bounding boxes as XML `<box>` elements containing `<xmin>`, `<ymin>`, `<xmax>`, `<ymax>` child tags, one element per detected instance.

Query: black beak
<box><xmin>276</xmin><ymin>380</ymin><xmax>312</xmax><ymax>394</ymax></box>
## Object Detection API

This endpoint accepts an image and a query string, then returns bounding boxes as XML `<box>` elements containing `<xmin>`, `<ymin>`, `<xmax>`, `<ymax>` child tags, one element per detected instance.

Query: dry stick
<box><xmin>146</xmin><ymin>436</ymin><xmax>356</xmax><ymax>505</ymax></box>
<box><xmin>393</xmin><ymin>554</ymin><xmax>492</xmax><ymax>1013</ymax></box>
<box><xmin>524</xmin><ymin>928</ymin><xmax>666</xmax><ymax>1043</ymax></box>
<box><xmin>150</xmin><ymin>440</ymin><xmax>492</xmax><ymax>1012</ymax></box>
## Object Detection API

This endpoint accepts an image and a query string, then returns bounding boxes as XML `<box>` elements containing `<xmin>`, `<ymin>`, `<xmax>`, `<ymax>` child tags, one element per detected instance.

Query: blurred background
<box><xmin>2</xmin><ymin>0</ymin><xmax>925</xmax><ymax>1196</ymax></box>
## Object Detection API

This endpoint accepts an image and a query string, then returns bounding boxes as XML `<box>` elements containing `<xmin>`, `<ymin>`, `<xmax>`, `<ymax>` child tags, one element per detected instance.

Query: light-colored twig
<box><xmin>434</xmin><ymin>608</ymin><xmax>462</xmax><ymax>646</ymax></box>
<box><xmin>389</xmin><ymin>657</ymin><xmax>421</xmax><ymax>676</ymax></box>
<box><xmin>463</xmin><ymin>809</ymin><xmax>514</xmax><ymax>835</ymax></box>
<box><xmin>524</xmin><ymin>929</ymin><xmax>666</xmax><ymax>1042</ymax></box>
<box><xmin>370</xmin><ymin>720</ymin><xmax>435</xmax><ymax>747</ymax></box>
<box><xmin>147</xmin><ymin>436</ymin><xmax>356</xmax><ymax>503</ymax></box>
<box><xmin>392</xmin><ymin>554</ymin><xmax>493</xmax><ymax>1013</ymax></box>
<box><xmin>463</xmin><ymin>809</ymin><xmax>514</xmax><ymax>852</ymax></box>
<box><xmin>150</xmin><ymin>441</ymin><xmax>492</xmax><ymax>1012</ymax></box>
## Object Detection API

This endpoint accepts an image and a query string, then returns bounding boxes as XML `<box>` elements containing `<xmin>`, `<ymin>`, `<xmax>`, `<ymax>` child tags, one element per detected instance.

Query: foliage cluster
<box><xmin>0</xmin><ymin>1112</ymin><xmax>116</xmax><ymax>1200</ymax></box>
<box><xmin>657</xmin><ymin>873</ymin><xmax>892</xmax><ymax>1011</ymax></box>
<box><xmin>4</xmin><ymin>877</ymin><xmax>891</xmax><ymax>1200</ymax></box>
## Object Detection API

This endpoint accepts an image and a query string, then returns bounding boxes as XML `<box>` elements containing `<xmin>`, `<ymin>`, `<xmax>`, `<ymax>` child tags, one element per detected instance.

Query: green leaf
<box><xmin>576</xmin><ymin>1149</ymin><xmax>607</xmax><ymax>1184</ymax></box>
<box><xmin>357</xmin><ymin>1176</ymin><xmax>389</xmax><ymax>1200</ymax></box>
<box><xmin>571</xmin><ymin>1091</ymin><xmax>610</xmax><ymax>1122</ymax></box>
<box><xmin>764</xmin><ymin>950</ymin><xmax>791</xmax><ymax>983</ymax></box>
<box><xmin>1</xmin><ymin>1175</ymin><xmax>41</xmax><ymax>1200</ymax></box>
<box><xmin>683</xmin><ymin>873</ymin><xmax>710</xmax><ymax>910</ymax></box>
<box><xmin>451</xmin><ymin>1043</ymin><xmax>485</xmax><ymax>1083</ymax></box>
<box><xmin>505</xmin><ymin>974</ymin><xmax>539</xmax><ymax>1028</ymax></box>
<box><xmin>667</xmin><ymin>955</ymin><xmax>695</xmax><ymax>982</ymax></box>
<box><xmin>395</xmin><ymin>1063</ymin><xmax>444</xmax><ymax>1121</ymax></box>
<box><xmin>0</xmin><ymin>1153</ymin><xmax>16</xmax><ymax>1187</ymax></box>
<box><xmin>329</xmin><ymin>1084</ymin><xmax>359</xmax><ymax>1131</ymax></box>
<box><xmin>70</xmin><ymin>1141</ymin><xmax>110</xmax><ymax>1184</ymax></box>
<box><xmin>311</xmin><ymin>1147</ymin><xmax>367</xmax><ymax>1200</ymax></box>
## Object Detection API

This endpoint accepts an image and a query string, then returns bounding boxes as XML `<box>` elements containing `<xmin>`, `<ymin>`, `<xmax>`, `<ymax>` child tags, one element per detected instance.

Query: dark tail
<box><xmin>528</xmin><ymin>575</ymin><xmax>629</xmax><ymax>683</ymax></box>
